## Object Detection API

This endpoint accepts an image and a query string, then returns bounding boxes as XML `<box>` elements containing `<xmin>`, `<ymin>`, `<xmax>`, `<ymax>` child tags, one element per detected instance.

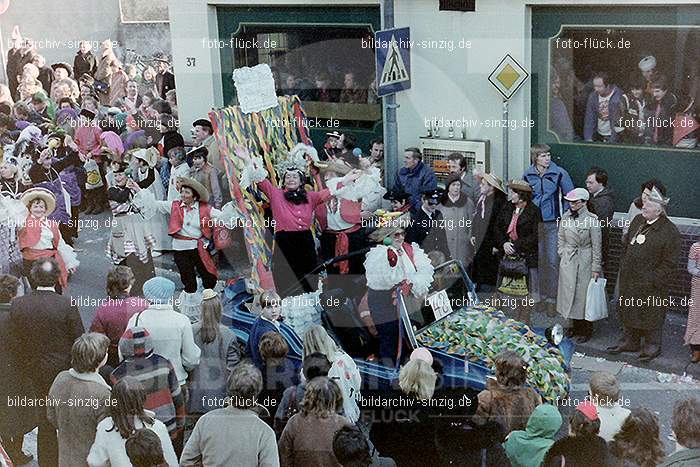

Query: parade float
<box><xmin>212</xmin><ymin>64</ymin><xmax>572</xmax><ymax>403</ymax></box>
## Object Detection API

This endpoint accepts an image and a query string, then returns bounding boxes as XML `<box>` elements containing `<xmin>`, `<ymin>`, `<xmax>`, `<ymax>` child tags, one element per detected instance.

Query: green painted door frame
<box><xmin>216</xmin><ymin>6</ymin><xmax>382</xmax><ymax>152</ymax></box>
<box><xmin>531</xmin><ymin>6</ymin><xmax>700</xmax><ymax>218</ymax></box>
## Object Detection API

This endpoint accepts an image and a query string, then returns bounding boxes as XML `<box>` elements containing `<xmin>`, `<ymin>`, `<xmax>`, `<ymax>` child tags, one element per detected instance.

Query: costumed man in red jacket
<box><xmin>314</xmin><ymin>159</ymin><xmax>368</xmax><ymax>276</ymax></box>
<box><xmin>130</xmin><ymin>176</ymin><xmax>239</xmax><ymax>319</ymax></box>
<box><xmin>363</xmin><ymin>212</ymin><xmax>435</xmax><ymax>366</ymax></box>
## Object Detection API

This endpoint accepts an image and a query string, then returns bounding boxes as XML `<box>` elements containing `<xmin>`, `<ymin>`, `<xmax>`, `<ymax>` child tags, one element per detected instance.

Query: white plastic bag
<box><xmin>585</xmin><ymin>277</ymin><xmax>608</xmax><ymax>321</ymax></box>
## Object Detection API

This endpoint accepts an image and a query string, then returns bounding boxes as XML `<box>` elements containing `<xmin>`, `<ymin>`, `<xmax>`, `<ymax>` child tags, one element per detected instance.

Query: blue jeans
<box><xmin>538</xmin><ymin>221</ymin><xmax>560</xmax><ymax>303</ymax></box>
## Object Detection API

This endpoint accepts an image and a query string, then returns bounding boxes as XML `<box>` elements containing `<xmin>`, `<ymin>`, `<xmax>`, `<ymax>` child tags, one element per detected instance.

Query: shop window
<box><xmin>230</xmin><ymin>26</ymin><xmax>380</xmax><ymax>129</ymax></box>
<box><xmin>547</xmin><ymin>27</ymin><xmax>699</xmax><ymax>149</ymax></box>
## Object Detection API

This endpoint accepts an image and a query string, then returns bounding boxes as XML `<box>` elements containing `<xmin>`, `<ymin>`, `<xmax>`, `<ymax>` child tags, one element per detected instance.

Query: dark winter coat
<box><xmin>368</xmin><ymin>388</ymin><xmax>439</xmax><ymax>467</ymax></box>
<box><xmin>156</xmin><ymin>70</ymin><xmax>176</xmax><ymax>99</ymax></box>
<box><xmin>619</xmin><ymin>214</ymin><xmax>681</xmax><ymax>330</ymax></box>
<box><xmin>471</xmin><ymin>191</ymin><xmax>509</xmax><ymax>287</ymax></box>
<box><xmin>394</xmin><ymin>161</ymin><xmax>438</xmax><ymax>215</ymax></box>
<box><xmin>73</xmin><ymin>51</ymin><xmax>97</xmax><ymax>78</ymax></box>
<box><xmin>544</xmin><ymin>434</ymin><xmax>609</xmax><ymax>467</ymax></box>
<box><xmin>37</xmin><ymin>66</ymin><xmax>54</xmax><ymax>94</ymax></box>
<box><xmin>0</xmin><ymin>302</ymin><xmax>40</xmax><ymax>436</ymax></box>
<box><xmin>406</xmin><ymin>207</ymin><xmax>450</xmax><ymax>259</ymax></box>
<box><xmin>496</xmin><ymin>201</ymin><xmax>543</xmax><ymax>269</ymax></box>
<box><xmin>6</xmin><ymin>289</ymin><xmax>84</xmax><ymax>434</ymax></box>
<box><xmin>645</xmin><ymin>92</ymin><xmax>678</xmax><ymax>145</ymax></box>
<box><xmin>588</xmin><ymin>186</ymin><xmax>615</xmax><ymax>268</ymax></box>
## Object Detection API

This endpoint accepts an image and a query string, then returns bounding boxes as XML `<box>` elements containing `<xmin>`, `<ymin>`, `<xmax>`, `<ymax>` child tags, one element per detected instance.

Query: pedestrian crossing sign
<box><xmin>375</xmin><ymin>27</ymin><xmax>411</xmax><ymax>97</ymax></box>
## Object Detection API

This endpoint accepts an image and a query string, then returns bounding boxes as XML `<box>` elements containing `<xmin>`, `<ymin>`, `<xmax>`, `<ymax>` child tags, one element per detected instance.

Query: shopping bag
<box><xmin>585</xmin><ymin>277</ymin><xmax>608</xmax><ymax>321</ymax></box>
<box><xmin>84</xmin><ymin>158</ymin><xmax>104</xmax><ymax>190</ymax></box>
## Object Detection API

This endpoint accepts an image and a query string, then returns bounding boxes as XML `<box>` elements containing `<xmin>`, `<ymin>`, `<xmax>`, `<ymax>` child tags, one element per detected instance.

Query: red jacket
<box><xmin>315</xmin><ymin>198</ymin><xmax>362</xmax><ymax>231</ymax></box>
<box><xmin>167</xmin><ymin>201</ymin><xmax>213</xmax><ymax>239</ymax></box>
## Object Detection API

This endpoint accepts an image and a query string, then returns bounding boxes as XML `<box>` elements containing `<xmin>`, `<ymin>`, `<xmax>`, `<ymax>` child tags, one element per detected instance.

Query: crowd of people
<box><xmin>552</xmin><ymin>54</ymin><xmax>699</xmax><ymax>147</ymax></box>
<box><xmin>2</xmin><ymin>28</ymin><xmax>700</xmax><ymax>467</ymax></box>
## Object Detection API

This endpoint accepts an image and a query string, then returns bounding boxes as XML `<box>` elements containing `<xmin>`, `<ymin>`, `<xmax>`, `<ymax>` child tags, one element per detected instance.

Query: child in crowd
<box><xmin>588</xmin><ymin>371</ymin><xmax>631</xmax><ymax>442</ymax></box>
<box><xmin>245</xmin><ymin>290</ymin><xmax>282</xmax><ymax>369</ymax></box>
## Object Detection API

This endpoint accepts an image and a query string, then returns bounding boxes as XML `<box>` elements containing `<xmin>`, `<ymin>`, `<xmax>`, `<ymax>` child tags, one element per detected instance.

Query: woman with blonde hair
<box><xmin>369</xmin><ymin>350</ymin><xmax>439</xmax><ymax>466</ymax></box>
<box><xmin>188</xmin><ymin>289</ymin><xmax>240</xmax><ymax>419</ymax></box>
<box><xmin>302</xmin><ymin>324</ymin><xmax>361</xmax><ymax>424</ymax></box>
<box><xmin>0</xmin><ymin>84</ymin><xmax>14</xmax><ymax>106</ymax></box>
<box><xmin>278</xmin><ymin>376</ymin><xmax>351</xmax><ymax>466</ymax></box>
<box><xmin>398</xmin><ymin>358</ymin><xmax>437</xmax><ymax>400</ymax></box>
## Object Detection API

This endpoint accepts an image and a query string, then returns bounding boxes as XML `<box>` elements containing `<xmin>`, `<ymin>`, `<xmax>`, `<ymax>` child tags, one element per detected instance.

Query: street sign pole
<box><xmin>502</xmin><ymin>99</ymin><xmax>509</xmax><ymax>182</ymax></box>
<box><xmin>487</xmin><ymin>54</ymin><xmax>528</xmax><ymax>185</ymax></box>
<box><xmin>382</xmin><ymin>0</ymin><xmax>398</xmax><ymax>189</ymax></box>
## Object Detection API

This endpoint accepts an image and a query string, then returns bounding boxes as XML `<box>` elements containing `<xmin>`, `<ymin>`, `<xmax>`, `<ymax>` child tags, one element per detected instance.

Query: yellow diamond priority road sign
<box><xmin>488</xmin><ymin>54</ymin><xmax>529</xmax><ymax>100</ymax></box>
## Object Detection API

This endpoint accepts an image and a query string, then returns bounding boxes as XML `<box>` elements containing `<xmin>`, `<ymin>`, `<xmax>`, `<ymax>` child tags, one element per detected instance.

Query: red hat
<box><xmin>576</xmin><ymin>400</ymin><xmax>599</xmax><ymax>421</ymax></box>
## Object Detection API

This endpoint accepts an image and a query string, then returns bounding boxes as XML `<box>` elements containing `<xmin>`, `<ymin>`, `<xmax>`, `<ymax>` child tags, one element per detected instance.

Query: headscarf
<box><xmin>124</xmin><ymin>129</ymin><xmax>146</xmax><ymax>151</ymax></box>
<box><xmin>504</xmin><ymin>404</ymin><xmax>562</xmax><ymax>467</ymax></box>
<box><xmin>32</xmin><ymin>90</ymin><xmax>56</xmax><ymax>121</ymax></box>
<box><xmin>100</xmin><ymin>130</ymin><xmax>125</xmax><ymax>160</ymax></box>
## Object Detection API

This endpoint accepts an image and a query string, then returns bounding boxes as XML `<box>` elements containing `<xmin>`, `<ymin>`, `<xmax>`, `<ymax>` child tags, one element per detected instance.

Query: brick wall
<box><xmin>604</xmin><ymin>222</ymin><xmax>700</xmax><ymax>314</ymax></box>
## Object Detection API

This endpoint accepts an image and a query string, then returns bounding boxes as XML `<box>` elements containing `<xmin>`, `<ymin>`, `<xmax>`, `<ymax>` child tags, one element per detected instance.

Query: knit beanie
<box><xmin>119</xmin><ymin>326</ymin><xmax>154</xmax><ymax>358</ymax></box>
<box><xmin>142</xmin><ymin>277</ymin><xmax>175</xmax><ymax>304</ymax></box>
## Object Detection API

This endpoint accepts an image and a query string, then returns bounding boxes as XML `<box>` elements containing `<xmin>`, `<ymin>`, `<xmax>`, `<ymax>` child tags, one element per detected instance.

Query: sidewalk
<box><xmin>528</xmin><ymin>304</ymin><xmax>700</xmax><ymax>380</ymax></box>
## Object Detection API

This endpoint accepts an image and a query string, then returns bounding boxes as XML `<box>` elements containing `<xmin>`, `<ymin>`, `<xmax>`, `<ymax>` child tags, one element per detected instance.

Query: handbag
<box><xmin>84</xmin><ymin>158</ymin><xmax>104</xmax><ymax>190</ymax></box>
<box><xmin>585</xmin><ymin>277</ymin><xmax>608</xmax><ymax>321</ymax></box>
<box><xmin>498</xmin><ymin>254</ymin><xmax>528</xmax><ymax>278</ymax></box>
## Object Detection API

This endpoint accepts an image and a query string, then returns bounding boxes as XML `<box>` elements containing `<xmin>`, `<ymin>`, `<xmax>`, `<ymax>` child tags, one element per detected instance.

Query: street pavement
<box><xmin>15</xmin><ymin>210</ymin><xmax>700</xmax><ymax>465</ymax></box>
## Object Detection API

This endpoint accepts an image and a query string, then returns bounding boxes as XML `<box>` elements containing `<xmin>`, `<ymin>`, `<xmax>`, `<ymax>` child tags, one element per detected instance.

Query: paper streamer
<box><xmin>210</xmin><ymin>96</ymin><xmax>315</xmax><ymax>291</ymax></box>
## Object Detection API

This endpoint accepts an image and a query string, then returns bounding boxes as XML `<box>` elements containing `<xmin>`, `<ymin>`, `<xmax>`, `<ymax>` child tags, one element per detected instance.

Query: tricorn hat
<box><xmin>21</xmin><ymin>187</ymin><xmax>56</xmax><ymax>215</ymax></box>
<box><xmin>176</xmin><ymin>176</ymin><xmax>210</xmax><ymax>203</ymax></box>
<box><xmin>368</xmin><ymin>212</ymin><xmax>412</xmax><ymax>243</ymax></box>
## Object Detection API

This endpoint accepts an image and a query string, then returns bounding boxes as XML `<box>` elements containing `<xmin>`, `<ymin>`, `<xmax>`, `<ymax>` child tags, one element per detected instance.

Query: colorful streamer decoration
<box><xmin>417</xmin><ymin>305</ymin><xmax>571</xmax><ymax>403</ymax></box>
<box><xmin>209</xmin><ymin>96</ymin><xmax>313</xmax><ymax>290</ymax></box>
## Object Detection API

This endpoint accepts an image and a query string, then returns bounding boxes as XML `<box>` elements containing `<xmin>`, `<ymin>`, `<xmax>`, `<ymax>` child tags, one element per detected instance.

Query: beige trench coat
<box><xmin>556</xmin><ymin>207</ymin><xmax>602</xmax><ymax>319</ymax></box>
